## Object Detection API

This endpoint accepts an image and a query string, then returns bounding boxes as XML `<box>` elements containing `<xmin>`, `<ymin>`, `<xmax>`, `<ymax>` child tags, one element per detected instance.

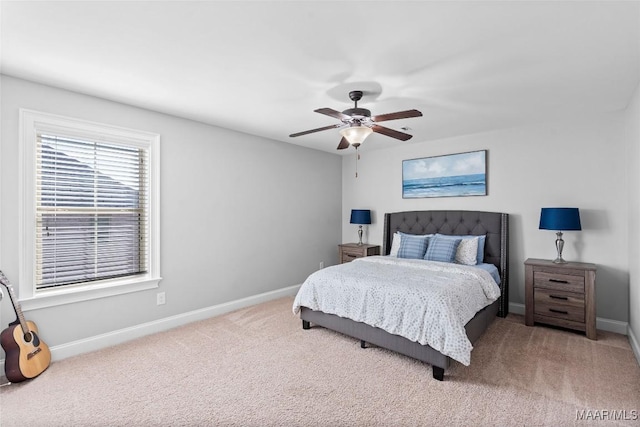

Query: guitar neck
<box><xmin>0</xmin><ymin>271</ymin><xmax>31</xmax><ymax>334</ymax></box>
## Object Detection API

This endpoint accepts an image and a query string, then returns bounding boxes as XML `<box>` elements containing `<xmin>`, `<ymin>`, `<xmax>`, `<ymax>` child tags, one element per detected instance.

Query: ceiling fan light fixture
<box><xmin>339</xmin><ymin>125</ymin><xmax>373</xmax><ymax>146</ymax></box>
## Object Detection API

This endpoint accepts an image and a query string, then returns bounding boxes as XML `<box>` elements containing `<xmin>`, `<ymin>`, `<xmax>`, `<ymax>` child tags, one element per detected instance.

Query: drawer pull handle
<box><xmin>549</xmin><ymin>279</ymin><xmax>569</xmax><ymax>284</ymax></box>
<box><xmin>549</xmin><ymin>308</ymin><xmax>568</xmax><ymax>315</ymax></box>
<box><xmin>549</xmin><ymin>295</ymin><xmax>568</xmax><ymax>301</ymax></box>
<box><xmin>346</xmin><ymin>254</ymin><xmax>357</xmax><ymax>258</ymax></box>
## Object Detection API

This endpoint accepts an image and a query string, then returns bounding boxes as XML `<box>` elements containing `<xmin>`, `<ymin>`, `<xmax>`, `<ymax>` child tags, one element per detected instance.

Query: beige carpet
<box><xmin>1</xmin><ymin>296</ymin><xmax>639</xmax><ymax>426</ymax></box>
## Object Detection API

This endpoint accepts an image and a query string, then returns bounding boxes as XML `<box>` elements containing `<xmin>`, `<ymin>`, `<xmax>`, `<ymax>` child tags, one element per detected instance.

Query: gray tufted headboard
<box><xmin>383</xmin><ymin>210</ymin><xmax>509</xmax><ymax>317</ymax></box>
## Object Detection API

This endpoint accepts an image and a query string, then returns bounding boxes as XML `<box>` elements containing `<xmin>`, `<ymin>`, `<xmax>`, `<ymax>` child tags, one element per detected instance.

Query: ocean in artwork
<box><xmin>402</xmin><ymin>173</ymin><xmax>486</xmax><ymax>198</ymax></box>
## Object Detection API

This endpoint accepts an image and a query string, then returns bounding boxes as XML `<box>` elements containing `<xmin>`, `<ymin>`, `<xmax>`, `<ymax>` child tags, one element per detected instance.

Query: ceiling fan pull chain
<box><xmin>355</xmin><ymin>146</ymin><xmax>359</xmax><ymax>178</ymax></box>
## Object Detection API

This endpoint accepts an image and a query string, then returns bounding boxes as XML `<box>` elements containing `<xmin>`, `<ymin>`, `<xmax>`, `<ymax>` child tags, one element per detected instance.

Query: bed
<box><xmin>293</xmin><ymin>210</ymin><xmax>509</xmax><ymax>381</ymax></box>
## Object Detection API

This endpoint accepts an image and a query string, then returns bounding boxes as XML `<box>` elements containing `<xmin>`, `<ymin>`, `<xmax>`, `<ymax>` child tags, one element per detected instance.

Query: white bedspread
<box><xmin>292</xmin><ymin>256</ymin><xmax>501</xmax><ymax>366</ymax></box>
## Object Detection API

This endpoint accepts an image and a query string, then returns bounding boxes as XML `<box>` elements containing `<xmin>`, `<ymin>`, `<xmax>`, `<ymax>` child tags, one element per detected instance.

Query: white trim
<box><xmin>509</xmin><ymin>302</ymin><xmax>526</xmax><ymax>316</ymax></box>
<box><xmin>597</xmin><ymin>317</ymin><xmax>629</xmax><ymax>336</ymax></box>
<box><xmin>629</xmin><ymin>325</ymin><xmax>640</xmax><ymax>367</ymax></box>
<box><xmin>509</xmin><ymin>302</ymin><xmax>628</xmax><ymax>335</ymax></box>
<box><xmin>19</xmin><ymin>276</ymin><xmax>161</xmax><ymax>311</ymax></box>
<box><xmin>0</xmin><ymin>288</ymin><xmax>633</xmax><ymax>374</ymax></box>
<box><xmin>0</xmin><ymin>284</ymin><xmax>301</xmax><ymax>372</ymax></box>
<box><xmin>0</xmin><ymin>74</ymin><xmax>3</xmax><ymax>327</ymax></box>
<box><xmin>18</xmin><ymin>109</ymin><xmax>161</xmax><ymax>307</ymax></box>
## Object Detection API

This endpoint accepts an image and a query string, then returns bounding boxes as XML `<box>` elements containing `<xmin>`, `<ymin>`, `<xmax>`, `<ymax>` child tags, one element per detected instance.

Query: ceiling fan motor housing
<box><xmin>342</xmin><ymin>107</ymin><xmax>371</xmax><ymax>118</ymax></box>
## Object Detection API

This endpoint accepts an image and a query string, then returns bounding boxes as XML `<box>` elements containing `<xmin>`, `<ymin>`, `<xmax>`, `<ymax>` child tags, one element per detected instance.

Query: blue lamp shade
<box><xmin>350</xmin><ymin>209</ymin><xmax>371</xmax><ymax>225</ymax></box>
<box><xmin>539</xmin><ymin>208</ymin><xmax>581</xmax><ymax>231</ymax></box>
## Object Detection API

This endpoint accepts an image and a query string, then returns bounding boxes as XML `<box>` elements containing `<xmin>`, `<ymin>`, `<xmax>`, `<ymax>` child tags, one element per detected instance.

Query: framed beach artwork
<box><xmin>402</xmin><ymin>150</ymin><xmax>487</xmax><ymax>198</ymax></box>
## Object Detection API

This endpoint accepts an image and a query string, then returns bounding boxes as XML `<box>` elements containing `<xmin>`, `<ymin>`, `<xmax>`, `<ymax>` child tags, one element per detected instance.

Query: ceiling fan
<box><xmin>289</xmin><ymin>90</ymin><xmax>423</xmax><ymax>150</ymax></box>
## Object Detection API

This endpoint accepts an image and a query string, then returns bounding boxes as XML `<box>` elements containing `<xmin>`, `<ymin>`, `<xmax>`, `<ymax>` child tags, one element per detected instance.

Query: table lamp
<box><xmin>350</xmin><ymin>209</ymin><xmax>371</xmax><ymax>246</ymax></box>
<box><xmin>539</xmin><ymin>207</ymin><xmax>581</xmax><ymax>263</ymax></box>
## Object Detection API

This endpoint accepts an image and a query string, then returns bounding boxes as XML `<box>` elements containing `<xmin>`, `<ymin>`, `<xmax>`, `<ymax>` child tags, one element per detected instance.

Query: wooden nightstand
<box><xmin>524</xmin><ymin>258</ymin><xmax>597</xmax><ymax>340</ymax></box>
<box><xmin>338</xmin><ymin>243</ymin><xmax>380</xmax><ymax>264</ymax></box>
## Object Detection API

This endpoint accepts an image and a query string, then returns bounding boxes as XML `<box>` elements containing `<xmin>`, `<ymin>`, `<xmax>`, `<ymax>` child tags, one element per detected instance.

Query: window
<box><xmin>19</xmin><ymin>110</ymin><xmax>160</xmax><ymax>309</ymax></box>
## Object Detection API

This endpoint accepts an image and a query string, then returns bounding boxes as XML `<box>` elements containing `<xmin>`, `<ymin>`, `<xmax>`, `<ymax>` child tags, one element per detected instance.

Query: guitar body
<box><xmin>1</xmin><ymin>320</ymin><xmax>51</xmax><ymax>382</ymax></box>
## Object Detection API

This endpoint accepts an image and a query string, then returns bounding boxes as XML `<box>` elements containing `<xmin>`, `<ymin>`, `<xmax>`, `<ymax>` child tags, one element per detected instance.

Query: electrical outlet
<box><xmin>156</xmin><ymin>292</ymin><xmax>166</xmax><ymax>305</ymax></box>
<box><xmin>319</xmin><ymin>261</ymin><xmax>324</xmax><ymax>270</ymax></box>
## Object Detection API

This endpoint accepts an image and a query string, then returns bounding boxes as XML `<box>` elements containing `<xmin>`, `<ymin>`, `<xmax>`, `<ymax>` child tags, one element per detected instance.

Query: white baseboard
<box><xmin>0</xmin><ymin>284</ymin><xmax>301</xmax><ymax>373</ymax></box>
<box><xmin>1</xmin><ymin>291</ymin><xmax>631</xmax><ymax>375</ymax></box>
<box><xmin>628</xmin><ymin>325</ymin><xmax>640</xmax><ymax>367</ymax></box>
<box><xmin>509</xmin><ymin>302</ymin><xmax>628</xmax><ymax>335</ymax></box>
<box><xmin>597</xmin><ymin>317</ymin><xmax>629</xmax><ymax>335</ymax></box>
<box><xmin>509</xmin><ymin>302</ymin><xmax>525</xmax><ymax>316</ymax></box>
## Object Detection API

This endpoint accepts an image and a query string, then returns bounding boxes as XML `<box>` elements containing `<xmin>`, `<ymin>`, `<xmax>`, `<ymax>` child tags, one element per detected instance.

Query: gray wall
<box><xmin>0</xmin><ymin>75</ymin><xmax>342</xmax><ymax>350</ymax></box>
<box><xmin>342</xmin><ymin>111</ymin><xmax>630</xmax><ymax>325</ymax></box>
<box><xmin>625</xmin><ymin>82</ymin><xmax>640</xmax><ymax>353</ymax></box>
<box><xmin>2</xmin><ymin>73</ymin><xmax>637</xmax><ymax>362</ymax></box>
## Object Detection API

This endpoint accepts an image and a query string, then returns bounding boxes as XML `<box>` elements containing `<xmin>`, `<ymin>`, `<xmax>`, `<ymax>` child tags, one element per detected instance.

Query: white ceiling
<box><xmin>1</xmin><ymin>1</ymin><xmax>639</xmax><ymax>154</ymax></box>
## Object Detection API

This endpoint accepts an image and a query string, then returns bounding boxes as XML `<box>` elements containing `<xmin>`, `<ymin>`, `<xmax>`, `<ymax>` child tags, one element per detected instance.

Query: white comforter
<box><xmin>292</xmin><ymin>256</ymin><xmax>501</xmax><ymax>366</ymax></box>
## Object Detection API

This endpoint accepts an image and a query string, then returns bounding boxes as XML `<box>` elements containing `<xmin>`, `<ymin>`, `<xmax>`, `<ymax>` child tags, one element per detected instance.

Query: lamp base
<box><xmin>553</xmin><ymin>231</ymin><xmax>567</xmax><ymax>264</ymax></box>
<box><xmin>357</xmin><ymin>226</ymin><xmax>363</xmax><ymax>246</ymax></box>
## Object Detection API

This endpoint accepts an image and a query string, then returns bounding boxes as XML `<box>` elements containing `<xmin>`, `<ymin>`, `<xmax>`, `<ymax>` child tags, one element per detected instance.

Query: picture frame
<box><xmin>402</xmin><ymin>150</ymin><xmax>487</xmax><ymax>198</ymax></box>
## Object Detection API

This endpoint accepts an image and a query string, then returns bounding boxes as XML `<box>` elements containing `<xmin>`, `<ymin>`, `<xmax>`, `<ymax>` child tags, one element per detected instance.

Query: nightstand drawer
<box><xmin>534</xmin><ymin>288</ymin><xmax>585</xmax><ymax>322</ymax></box>
<box><xmin>341</xmin><ymin>251</ymin><xmax>361</xmax><ymax>263</ymax></box>
<box><xmin>534</xmin><ymin>271</ymin><xmax>585</xmax><ymax>293</ymax></box>
<box><xmin>338</xmin><ymin>243</ymin><xmax>381</xmax><ymax>264</ymax></box>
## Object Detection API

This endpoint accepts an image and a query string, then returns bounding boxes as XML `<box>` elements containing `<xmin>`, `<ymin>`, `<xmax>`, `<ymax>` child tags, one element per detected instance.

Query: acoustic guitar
<box><xmin>0</xmin><ymin>270</ymin><xmax>51</xmax><ymax>382</ymax></box>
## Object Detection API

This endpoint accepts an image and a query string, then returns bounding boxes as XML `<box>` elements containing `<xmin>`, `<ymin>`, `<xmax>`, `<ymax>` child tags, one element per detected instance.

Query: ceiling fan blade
<box><xmin>371</xmin><ymin>124</ymin><xmax>413</xmax><ymax>141</ymax></box>
<box><xmin>337</xmin><ymin>137</ymin><xmax>349</xmax><ymax>150</ymax></box>
<box><xmin>289</xmin><ymin>123</ymin><xmax>342</xmax><ymax>138</ymax></box>
<box><xmin>371</xmin><ymin>109</ymin><xmax>423</xmax><ymax>123</ymax></box>
<box><xmin>315</xmin><ymin>108</ymin><xmax>352</xmax><ymax>121</ymax></box>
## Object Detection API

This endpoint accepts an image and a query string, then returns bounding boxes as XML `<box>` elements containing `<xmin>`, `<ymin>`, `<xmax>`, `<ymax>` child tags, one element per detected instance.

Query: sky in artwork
<box><xmin>403</xmin><ymin>151</ymin><xmax>485</xmax><ymax>181</ymax></box>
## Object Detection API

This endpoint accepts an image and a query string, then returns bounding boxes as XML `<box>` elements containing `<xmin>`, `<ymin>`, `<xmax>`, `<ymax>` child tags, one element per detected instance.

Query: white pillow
<box><xmin>455</xmin><ymin>236</ymin><xmax>479</xmax><ymax>265</ymax></box>
<box><xmin>389</xmin><ymin>232</ymin><xmax>401</xmax><ymax>257</ymax></box>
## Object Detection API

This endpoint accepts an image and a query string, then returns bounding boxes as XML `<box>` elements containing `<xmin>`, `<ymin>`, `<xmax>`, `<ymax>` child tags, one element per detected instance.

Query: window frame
<box><xmin>19</xmin><ymin>109</ymin><xmax>161</xmax><ymax>311</ymax></box>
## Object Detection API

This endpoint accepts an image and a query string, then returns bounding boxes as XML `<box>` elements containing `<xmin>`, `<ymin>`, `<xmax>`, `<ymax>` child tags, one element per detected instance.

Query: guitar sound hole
<box><xmin>23</xmin><ymin>332</ymin><xmax>33</xmax><ymax>343</ymax></box>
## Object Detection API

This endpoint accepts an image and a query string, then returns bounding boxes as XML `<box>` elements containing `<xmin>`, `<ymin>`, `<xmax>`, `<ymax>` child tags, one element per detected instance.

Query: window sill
<box><xmin>19</xmin><ymin>276</ymin><xmax>162</xmax><ymax>311</ymax></box>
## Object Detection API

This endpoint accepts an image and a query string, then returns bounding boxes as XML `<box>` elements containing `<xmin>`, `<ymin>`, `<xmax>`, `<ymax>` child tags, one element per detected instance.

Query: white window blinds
<box><xmin>35</xmin><ymin>133</ymin><xmax>149</xmax><ymax>289</ymax></box>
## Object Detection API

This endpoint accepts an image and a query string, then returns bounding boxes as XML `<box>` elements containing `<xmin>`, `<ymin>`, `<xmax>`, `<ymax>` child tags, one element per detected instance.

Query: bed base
<box><xmin>300</xmin><ymin>300</ymin><xmax>499</xmax><ymax>381</ymax></box>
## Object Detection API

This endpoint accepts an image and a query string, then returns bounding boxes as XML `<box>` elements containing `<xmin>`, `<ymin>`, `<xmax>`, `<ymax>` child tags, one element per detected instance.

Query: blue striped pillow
<box><xmin>424</xmin><ymin>235</ymin><xmax>462</xmax><ymax>263</ymax></box>
<box><xmin>397</xmin><ymin>233</ymin><xmax>430</xmax><ymax>259</ymax></box>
